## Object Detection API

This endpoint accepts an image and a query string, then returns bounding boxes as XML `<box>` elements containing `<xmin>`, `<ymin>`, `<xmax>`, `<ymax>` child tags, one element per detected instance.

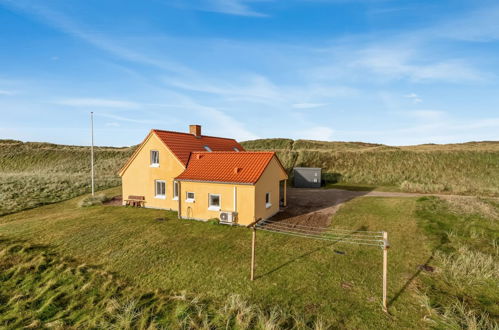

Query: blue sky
<box><xmin>0</xmin><ymin>0</ymin><xmax>498</xmax><ymax>146</ymax></box>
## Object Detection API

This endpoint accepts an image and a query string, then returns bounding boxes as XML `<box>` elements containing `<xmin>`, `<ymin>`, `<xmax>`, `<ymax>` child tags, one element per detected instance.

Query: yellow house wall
<box><xmin>121</xmin><ymin>133</ymin><xmax>185</xmax><ymax>210</ymax></box>
<box><xmin>254</xmin><ymin>157</ymin><xmax>288</xmax><ymax>221</ymax></box>
<box><xmin>178</xmin><ymin>181</ymin><xmax>255</xmax><ymax>226</ymax></box>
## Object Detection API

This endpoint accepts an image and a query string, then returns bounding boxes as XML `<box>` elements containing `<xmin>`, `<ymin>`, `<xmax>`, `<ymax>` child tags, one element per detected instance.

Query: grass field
<box><xmin>1</xmin><ymin>188</ymin><xmax>497</xmax><ymax>328</ymax></box>
<box><xmin>0</xmin><ymin>139</ymin><xmax>133</xmax><ymax>216</ymax></box>
<box><xmin>2</xmin><ymin>137</ymin><xmax>497</xmax><ymax>218</ymax></box>
<box><xmin>241</xmin><ymin>139</ymin><xmax>499</xmax><ymax>196</ymax></box>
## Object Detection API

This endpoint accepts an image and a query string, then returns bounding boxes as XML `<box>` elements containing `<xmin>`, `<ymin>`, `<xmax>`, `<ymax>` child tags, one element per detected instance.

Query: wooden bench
<box><xmin>124</xmin><ymin>195</ymin><xmax>145</xmax><ymax>207</ymax></box>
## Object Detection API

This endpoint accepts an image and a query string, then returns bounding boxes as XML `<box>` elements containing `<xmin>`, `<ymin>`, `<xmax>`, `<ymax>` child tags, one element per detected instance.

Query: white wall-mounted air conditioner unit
<box><xmin>220</xmin><ymin>211</ymin><xmax>237</xmax><ymax>224</ymax></box>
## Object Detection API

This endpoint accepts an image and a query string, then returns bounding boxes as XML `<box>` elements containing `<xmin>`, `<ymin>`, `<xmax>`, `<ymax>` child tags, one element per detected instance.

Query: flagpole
<box><xmin>91</xmin><ymin>112</ymin><xmax>95</xmax><ymax>196</ymax></box>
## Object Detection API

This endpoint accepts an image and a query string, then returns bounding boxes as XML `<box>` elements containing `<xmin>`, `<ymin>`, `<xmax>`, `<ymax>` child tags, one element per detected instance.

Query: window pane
<box><xmin>265</xmin><ymin>193</ymin><xmax>270</xmax><ymax>203</ymax></box>
<box><xmin>151</xmin><ymin>151</ymin><xmax>159</xmax><ymax>164</ymax></box>
<box><xmin>155</xmin><ymin>180</ymin><xmax>165</xmax><ymax>196</ymax></box>
<box><xmin>210</xmin><ymin>194</ymin><xmax>220</xmax><ymax>207</ymax></box>
<box><xmin>173</xmin><ymin>182</ymin><xmax>178</xmax><ymax>197</ymax></box>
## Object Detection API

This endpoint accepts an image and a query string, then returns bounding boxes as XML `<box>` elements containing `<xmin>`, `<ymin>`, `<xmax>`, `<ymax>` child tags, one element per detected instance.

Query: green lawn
<box><xmin>1</xmin><ymin>188</ymin><xmax>497</xmax><ymax>329</ymax></box>
<box><xmin>0</xmin><ymin>187</ymin><xmax>431</xmax><ymax>328</ymax></box>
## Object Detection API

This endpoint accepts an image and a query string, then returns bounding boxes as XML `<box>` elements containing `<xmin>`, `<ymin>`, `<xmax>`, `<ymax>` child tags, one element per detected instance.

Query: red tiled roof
<box><xmin>176</xmin><ymin>151</ymin><xmax>280</xmax><ymax>184</ymax></box>
<box><xmin>153</xmin><ymin>129</ymin><xmax>245</xmax><ymax>166</ymax></box>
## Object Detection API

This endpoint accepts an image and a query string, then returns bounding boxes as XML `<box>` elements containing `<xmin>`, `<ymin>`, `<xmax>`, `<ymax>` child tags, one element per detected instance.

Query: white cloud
<box><xmin>166</xmin><ymin>74</ymin><xmax>284</xmax><ymax>105</ymax></box>
<box><xmin>292</xmin><ymin>102</ymin><xmax>328</xmax><ymax>109</ymax></box>
<box><xmin>97</xmin><ymin>113</ymin><xmax>161</xmax><ymax>125</ymax></box>
<box><xmin>0</xmin><ymin>90</ymin><xmax>14</xmax><ymax>95</ymax></box>
<box><xmin>296</xmin><ymin>126</ymin><xmax>334</xmax><ymax>141</ymax></box>
<box><xmin>205</xmin><ymin>0</ymin><xmax>267</xmax><ymax>17</ymax></box>
<box><xmin>54</xmin><ymin>98</ymin><xmax>140</xmax><ymax>108</ymax></box>
<box><xmin>435</xmin><ymin>5</ymin><xmax>499</xmax><ymax>42</ymax></box>
<box><xmin>404</xmin><ymin>93</ymin><xmax>422</xmax><ymax>104</ymax></box>
<box><xmin>198</xmin><ymin>107</ymin><xmax>260</xmax><ymax>141</ymax></box>
<box><xmin>105</xmin><ymin>122</ymin><xmax>120</xmax><ymax>127</ymax></box>
<box><xmin>1</xmin><ymin>1</ymin><xmax>192</xmax><ymax>75</ymax></box>
<box><xmin>335</xmin><ymin>117</ymin><xmax>499</xmax><ymax>145</ymax></box>
<box><xmin>353</xmin><ymin>47</ymin><xmax>485</xmax><ymax>83</ymax></box>
<box><xmin>176</xmin><ymin>0</ymin><xmax>268</xmax><ymax>17</ymax></box>
<box><xmin>405</xmin><ymin>110</ymin><xmax>445</xmax><ymax>120</ymax></box>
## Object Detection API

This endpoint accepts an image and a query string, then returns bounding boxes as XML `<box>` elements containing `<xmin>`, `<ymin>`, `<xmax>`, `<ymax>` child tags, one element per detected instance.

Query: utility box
<box><xmin>293</xmin><ymin>167</ymin><xmax>322</xmax><ymax>188</ymax></box>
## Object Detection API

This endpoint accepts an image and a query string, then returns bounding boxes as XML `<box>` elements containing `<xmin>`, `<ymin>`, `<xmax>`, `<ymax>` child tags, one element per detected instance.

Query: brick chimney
<box><xmin>189</xmin><ymin>125</ymin><xmax>201</xmax><ymax>137</ymax></box>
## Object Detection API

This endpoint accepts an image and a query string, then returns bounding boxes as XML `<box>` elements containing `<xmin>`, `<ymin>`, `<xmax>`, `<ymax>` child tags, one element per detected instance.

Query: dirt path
<box><xmin>268</xmin><ymin>188</ymin><xmax>474</xmax><ymax>228</ymax></box>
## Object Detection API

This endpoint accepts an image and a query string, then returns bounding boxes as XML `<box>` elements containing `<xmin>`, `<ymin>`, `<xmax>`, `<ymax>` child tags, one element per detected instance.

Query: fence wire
<box><xmin>256</xmin><ymin>220</ymin><xmax>385</xmax><ymax>248</ymax></box>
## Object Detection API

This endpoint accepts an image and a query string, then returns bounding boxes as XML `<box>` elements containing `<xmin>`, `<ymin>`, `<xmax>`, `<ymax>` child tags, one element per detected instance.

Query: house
<box><xmin>118</xmin><ymin>125</ymin><xmax>288</xmax><ymax>226</ymax></box>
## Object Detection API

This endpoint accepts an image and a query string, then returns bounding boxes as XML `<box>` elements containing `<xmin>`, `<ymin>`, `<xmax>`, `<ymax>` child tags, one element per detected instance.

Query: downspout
<box><xmin>177</xmin><ymin>181</ymin><xmax>182</xmax><ymax>219</ymax></box>
<box><xmin>233</xmin><ymin>186</ymin><xmax>237</xmax><ymax>212</ymax></box>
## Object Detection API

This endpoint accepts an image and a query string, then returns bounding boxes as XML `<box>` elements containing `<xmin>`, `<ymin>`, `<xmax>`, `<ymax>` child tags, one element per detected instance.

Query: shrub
<box><xmin>78</xmin><ymin>193</ymin><xmax>110</xmax><ymax>207</ymax></box>
<box><xmin>207</xmin><ymin>218</ymin><xmax>220</xmax><ymax>225</ymax></box>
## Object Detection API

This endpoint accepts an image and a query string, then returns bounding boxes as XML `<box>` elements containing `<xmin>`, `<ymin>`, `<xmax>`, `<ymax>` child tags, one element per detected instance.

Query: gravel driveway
<box><xmin>268</xmin><ymin>188</ymin><xmax>425</xmax><ymax>227</ymax></box>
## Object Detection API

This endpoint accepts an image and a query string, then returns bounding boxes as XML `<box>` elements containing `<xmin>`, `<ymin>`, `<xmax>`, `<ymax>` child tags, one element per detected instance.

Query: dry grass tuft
<box><xmin>435</xmin><ymin>245</ymin><xmax>499</xmax><ymax>287</ymax></box>
<box><xmin>78</xmin><ymin>193</ymin><xmax>111</xmax><ymax>207</ymax></box>
<box><xmin>444</xmin><ymin>196</ymin><xmax>499</xmax><ymax>220</ymax></box>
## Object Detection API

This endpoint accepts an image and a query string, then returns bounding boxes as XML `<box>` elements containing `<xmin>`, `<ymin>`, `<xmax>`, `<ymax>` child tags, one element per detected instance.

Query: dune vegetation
<box><xmin>415</xmin><ymin>196</ymin><xmax>499</xmax><ymax>329</ymax></box>
<box><xmin>1</xmin><ymin>188</ymin><xmax>498</xmax><ymax>328</ymax></box>
<box><xmin>0</xmin><ymin>139</ymin><xmax>133</xmax><ymax>216</ymax></box>
<box><xmin>241</xmin><ymin>139</ymin><xmax>499</xmax><ymax>196</ymax></box>
<box><xmin>0</xmin><ymin>238</ymin><xmax>324</xmax><ymax>329</ymax></box>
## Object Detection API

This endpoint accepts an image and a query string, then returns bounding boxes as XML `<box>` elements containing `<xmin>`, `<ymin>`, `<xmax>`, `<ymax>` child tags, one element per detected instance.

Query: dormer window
<box><xmin>204</xmin><ymin>145</ymin><xmax>212</xmax><ymax>152</ymax></box>
<box><xmin>150</xmin><ymin>150</ymin><xmax>159</xmax><ymax>167</ymax></box>
<box><xmin>233</xmin><ymin>147</ymin><xmax>240</xmax><ymax>152</ymax></box>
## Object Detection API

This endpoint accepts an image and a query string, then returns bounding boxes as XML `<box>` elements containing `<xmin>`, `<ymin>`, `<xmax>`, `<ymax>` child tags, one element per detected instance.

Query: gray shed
<box><xmin>293</xmin><ymin>167</ymin><xmax>322</xmax><ymax>188</ymax></box>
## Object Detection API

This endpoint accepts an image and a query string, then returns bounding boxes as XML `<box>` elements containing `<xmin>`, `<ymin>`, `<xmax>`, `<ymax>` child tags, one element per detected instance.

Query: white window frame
<box><xmin>186</xmin><ymin>191</ymin><xmax>195</xmax><ymax>203</ymax></box>
<box><xmin>173</xmin><ymin>181</ymin><xmax>179</xmax><ymax>200</ymax></box>
<box><xmin>233</xmin><ymin>147</ymin><xmax>240</xmax><ymax>152</ymax></box>
<box><xmin>203</xmin><ymin>145</ymin><xmax>212</xmax><ymax>152</ymax></box>
<box><xmin>208</xmin><ymin>194</ymin><xmax>221</xmax><ymax>211</ymax></box>
<box><xmin>154</xmin><ymin>180</ymin><xmax>166</xmax><ymax>199</ymax></box>
<box><xmin>150</xmin><ymin>150</ymin><xmax>160</xmax><ymax>167</ymax></box>
<box><xmin>265</xmin><ymin>192</ymin><xmax>272</xmax><ymax>209</ymax></box>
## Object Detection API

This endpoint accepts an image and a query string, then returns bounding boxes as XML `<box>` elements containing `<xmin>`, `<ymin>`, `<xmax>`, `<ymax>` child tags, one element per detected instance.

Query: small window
<box><xmin>208</xmin><ymin>194</ymin><xmax>221</xmax><ymax>211</ymax></box>
<box><xmin>233</xmin><ymin>147</ymin><xmax>240</xmax><ymax>152</ymax></box>
<box><xmin>203</xmin><ymin>145</ymin><xmax>212</xmax><ymax>152</ymax></box>
<box><xmin>155</xmin><ymin>180</ymin><xmax>166</xmax><ymax>198</ymax></box>
<box><xmin>150</xmin><ymin>150</ymin><xmax>159</xmax><ymax>167</ymax></box>
<box><xmin>265</xmin><ymin>192</ymin><xmax>271</xmax><ymax>208</ymax></box>
<box><xmin>186</xmin><ymin>192</ymin><xmax>195</xmax><ymax>202</ymax></box>
<box><xmin>173</xmin><ymin>181</ymin><xmax>179</xmax><ymax>200</ymax></box>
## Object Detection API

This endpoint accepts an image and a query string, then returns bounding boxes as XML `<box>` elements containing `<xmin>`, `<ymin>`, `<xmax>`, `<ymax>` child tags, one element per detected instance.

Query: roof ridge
<box><xmin>152</xmin><ymin>129</ymin><xmax>238</xmax><ymax>141</ymax></box>
<box><xmin>191</xmin><ymin>151</ymin><xmax>275</xmax><ymax>154</ymax></box>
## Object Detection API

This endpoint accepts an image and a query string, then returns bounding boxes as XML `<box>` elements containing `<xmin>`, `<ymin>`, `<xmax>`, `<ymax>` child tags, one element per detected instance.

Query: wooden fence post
<box><xmin>382</xmin><ymin>231</ymin><xmax>388</xmax><ymax>312</ymax></box>
<box><xmin>251</xmin><ymin>226</ymin><xmax>256</xmax><ymax>281</ymax></box>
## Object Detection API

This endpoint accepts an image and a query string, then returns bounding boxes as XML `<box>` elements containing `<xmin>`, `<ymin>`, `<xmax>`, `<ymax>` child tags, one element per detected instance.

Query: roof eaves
<box><xmin>175</xmin><ymin>178</ymin><xmax>255</xmax><ymax>185</ymax></box>
<box><xmin>253</xmin><ymin>153</ymin><xmax>288</xmax><ymax>184</ymax></box>
<box><xmin>118</xmin><ymin>130</ymin><xmax>154</xmax><ymax>176</ymax></box>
